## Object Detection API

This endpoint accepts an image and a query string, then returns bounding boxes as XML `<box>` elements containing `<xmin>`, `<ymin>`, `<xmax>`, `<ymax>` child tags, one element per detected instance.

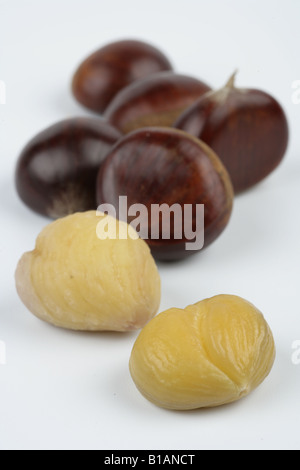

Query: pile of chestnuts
<box><xmin>15</xmin><ymin>39</ymin><xmax>289</xmax><ymax>261</ymax></box>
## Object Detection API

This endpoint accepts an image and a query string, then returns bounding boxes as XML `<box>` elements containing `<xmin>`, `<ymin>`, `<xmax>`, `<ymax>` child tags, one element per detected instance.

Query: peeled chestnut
<box><xmin>15</xmin><ymin>211</ymin><xmax>161</xmax><ymax>332</ymax></box>
<box><xmin>104</xmin><ymin>72</ymin><xmax>211</xmax><ymax>134</ymax></box>
<box><xmin>15</xmin><ymin>118</ymin><xmax>121</xmax><ymax>218</ymax></box>
<box><xmin>72</xmin><ymin>39</ymin><xmax>173</xmax><ymax>113</ymax></box>
<box><xmin>130</xmin><ymin>295</ymin><xmax>275</xmax><ymax>410</ymax></box>
<box><xmin>175</xmin><ymin>73</ymin><xmax>289</xmax><ymax>193</ymax></box>
<box><xmin>97</xmin><ymin>128</ymin><xmax>233</xmax><ymax>261</ymax></box>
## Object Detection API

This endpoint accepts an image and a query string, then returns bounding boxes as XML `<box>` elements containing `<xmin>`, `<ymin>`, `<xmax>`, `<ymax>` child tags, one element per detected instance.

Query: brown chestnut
<box><xmin>174</xmin><ymin>73</ymin><xmax>289</xmax><ymax>193</ymax></box>
<box><xmin>96</xmin><ymin>128</ymin><xmax>233</xmax><ymax>261</ymax></box>
<box><xmin>72</xmin><ymin>39</ymin><xmax>173</xmax><ymax>113</ymax></box>
<box><xmin>15</xmin><ymin>117</ymin><xmax>122</xmax><ymax>218</ymax></box>
<box><xmin>104</xmin><ymin>72</ymin><xmax>211</xmax><ymax>134</ymax></box>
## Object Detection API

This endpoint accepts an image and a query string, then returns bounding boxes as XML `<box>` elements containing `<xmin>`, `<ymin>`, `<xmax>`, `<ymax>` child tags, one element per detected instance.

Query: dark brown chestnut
<box><xmin>104</xmin><ymin>72</ymin><xmax>211</xmax><ymax>134</ymax></box>
<box><xmin>16</xmin><ymin>117</ymin><xmax>122</xmax><ymax>218</ymax></box>
<box><xmin>174</xmin><ymin>73</ymin><xmax>289</xmax><ymax>193</ymax></box>
<box><xmin>72</xmin><ymin>39</ymin><xmax>173</xmax><ymax>113</ymax></box>
<box><xmin>96</xmin><ymin>127</ymin><xmax>233</xmax><ymax>261</ymax></box>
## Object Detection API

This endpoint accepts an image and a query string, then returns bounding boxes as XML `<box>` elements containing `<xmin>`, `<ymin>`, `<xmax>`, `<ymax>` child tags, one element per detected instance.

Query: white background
<box><xmin>0</xmin><ymin>0</ymin><xmax>300</xmax><ymax>451</ymax></box>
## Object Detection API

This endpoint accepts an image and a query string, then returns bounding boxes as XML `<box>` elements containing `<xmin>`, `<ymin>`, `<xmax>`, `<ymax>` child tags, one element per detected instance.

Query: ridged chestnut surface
<box><xmin>97</xmin><ymin>128</ymin><xmax>233</xmax><ymax>260</ymax></box>
<box><xmin>175</xmin><ymin>73</ymin><xmax>289</xmax><ymax>193</ymax></box>
<box><xmin>15</xmin><ymin>118</ymin><xmax>122</xmax><ymax>218</ymax></box>
<box><xmin>15</xmin><ymin>211</ymin><xmax>161</xmax><ymax>331</ymax></box>
<box><xmin>72</xmin><ymin>39</ymin><xmax>173</xmax><ymax>113</ymax></box>
<box><xmin>130</xmin><ymin>295</ymin><xmax>276</xmax><ymax>410</ymax></box>
<box><xmin>104</xmin><ymin>72</ymin><xmax>211</xmax><ymax>134</ymax></box>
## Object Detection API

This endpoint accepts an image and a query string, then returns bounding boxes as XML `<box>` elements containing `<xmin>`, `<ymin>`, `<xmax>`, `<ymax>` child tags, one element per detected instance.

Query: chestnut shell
<box><xmin>16</xmin><ymin>118</ymin><xmax>122</xmax><ymax>218</ymax></box>
<box><xmin>175</xmin><ymin>83</ymin><xmax>289</xmax><ymax>193</ymax></box>
<box><xmin>96</xmin><ymin>128</ymin><xmax>233</xmax><ymax>261</ymax></box>
<box><xmin>72</xmin><ymin>39</ymin><xmax>173</xmax><ymax>113</ymax></box>
<box><xmin>104</xmin><ymin>72</ymin><xmax>211</xmax><ymax>134</ymax></box>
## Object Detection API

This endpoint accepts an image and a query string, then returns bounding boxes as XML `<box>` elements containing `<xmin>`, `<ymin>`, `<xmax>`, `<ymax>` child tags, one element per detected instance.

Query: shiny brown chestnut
<box><xmin>96</xmin><ymin>128</ymin><xmax>233</xmax><ymax>261</ymax></box>
<box><xmin>16</xmin><ymin>118</ymin><xmax>122</xmax><ymax>218</ymax></box>
<box><xmin>174</xmin><ymin>73</ymin><xmax>289</xmax><ymax>193</ymax></box>
<box><xmin>72</xmin><ymin>39</ymin><xmax>173</xmax><ymax>113</ymax></box>
<box><xmin>104</xmin><ymin>72</ymin><xmax>211</xmax><ymax>134</ymax></box>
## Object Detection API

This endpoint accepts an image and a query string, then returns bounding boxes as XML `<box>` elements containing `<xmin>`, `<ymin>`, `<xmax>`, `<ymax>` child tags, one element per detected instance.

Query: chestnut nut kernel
<box><xmin>175</xmin><ymin>72</ymin><xmax>289</xmax><ymax>193</ymax></box>
<box><xmin>15</xmin><ymin>117</ymin><xmax>122</xmax><ymax>219</ymax></box>
<box><xmin>97</xmin><ymin>127</ymin><xmax>234</xmax><ymax>261</ymax></box>
<box><xmin>15</xmin><ymin>211</ymin><xmax>161</xmax><ymax>332</ymax></box>
<box><xmin>72</xmin><ymin>39</ymin><xmax>173</xmax><ymax>113</ymax></box>
<box><xmin>104</xmin><ymin>72</ymin><xmax>211</xmax><ymax>134</ymax></box>
<box><xmin>130</xmin><ymin>295</ymin><xmax>276</xmax><ymax>410</ymax></box>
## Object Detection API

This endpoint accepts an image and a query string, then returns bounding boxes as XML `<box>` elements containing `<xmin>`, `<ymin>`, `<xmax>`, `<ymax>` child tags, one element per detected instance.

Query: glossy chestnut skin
<box><xmin>174</xmin><ymin>74</ymin><xmax>289</xmax><ymax>193</ymax></box>
<box><xmin>104</xmin><ymin>72</ymin><xmax>211</xmax><ymax>134</ymax></box>
<box><xmin>16</xmin><ymin>118</ymin><xmax>122</xmax><ymax>218</ymax></box>
<box><xmin>96</xmin><ymin>128</ymin><xmax>233</xmax><ymax>261</ymax></box>
<box><xmin>72</xmin><ymin>40</ymin><xmax>173</xmax><ymax>113</ymax></box>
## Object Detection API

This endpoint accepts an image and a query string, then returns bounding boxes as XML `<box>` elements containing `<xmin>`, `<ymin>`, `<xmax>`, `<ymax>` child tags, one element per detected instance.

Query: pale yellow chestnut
<box><xmin>129</xmin><ymin>295</ymin><xmax>276</xmax><ymax>410</ymax></box>
<box><xmin>15</xmin><ymin>211</ymin><xmax>161</xmax><ymax>331</ymax></box>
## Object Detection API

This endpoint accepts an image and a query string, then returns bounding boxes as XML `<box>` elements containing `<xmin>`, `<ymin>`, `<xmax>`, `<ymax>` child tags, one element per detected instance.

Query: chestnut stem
<box><xmin>225</xmin><ymin>70</ymin><xmax>238</xmax><ymax>89</ymax></box>
<box><xmin>211</xmin><ymin>70</ymin><xmax>238</xmax><ymax>105</ymax></box>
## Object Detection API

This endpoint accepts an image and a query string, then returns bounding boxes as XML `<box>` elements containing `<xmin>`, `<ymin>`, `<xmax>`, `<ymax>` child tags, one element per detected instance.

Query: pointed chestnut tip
<box><xmin>225</xmin><ymin>70</ymin><xmax>238</xmax><ymax>89</ymax></box>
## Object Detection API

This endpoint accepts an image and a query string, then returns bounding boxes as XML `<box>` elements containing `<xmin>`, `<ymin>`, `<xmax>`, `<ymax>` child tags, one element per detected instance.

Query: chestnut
<box><xmin>104</xmin><ymin>72</ymin><xmax>211</xmax><ymax>134</ymax></box>
<box><xmin>72</xmin><ymin>39</ymin><xmax>173</xmax><ymax>113</ymax></box>
<box><xmin>174</xmin><ymin>73</ymin><xmax>289</xmax><ymax>193</ymax></box>
<box><xmin>96</xmin><ymin>128</ymin><xmax>233</xmax><ymax>261</ymax></box>
<box><xmin>15</xmin><ymin>117</ymin><xmax>122</xmax><ymax>218</ymax></box>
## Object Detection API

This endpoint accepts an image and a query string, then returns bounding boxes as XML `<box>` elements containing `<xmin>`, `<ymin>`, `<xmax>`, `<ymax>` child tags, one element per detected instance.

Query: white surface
<box><xmin>1</xmin><ymin>0</ymin><xmax>300</xmax><ymax>451</ymax></box>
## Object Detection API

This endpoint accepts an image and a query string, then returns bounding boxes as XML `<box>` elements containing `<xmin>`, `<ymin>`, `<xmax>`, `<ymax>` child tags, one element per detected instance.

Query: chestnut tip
<box><xmin>174</xmin><ymin>75</ymin><xmax>289</xmax><ymax>193</ymax></box>
<box><xmin>225</xmin><ymin>70</ymin><xmax>238</xmax><ymax>89</ymax></box>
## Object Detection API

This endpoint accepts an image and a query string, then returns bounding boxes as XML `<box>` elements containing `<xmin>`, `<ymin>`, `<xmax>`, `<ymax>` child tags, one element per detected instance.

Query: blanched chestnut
<box><xmin>104</xmin><ymin>72</ymin><xmax>211</xmax><ymax>134</ymax></box>
<box><xmin>15</xmin><ymin>211</ymin><xmax>161</xmax><ymax>332</ymax></box>
<box><xmin>96</xmin><ymin>128</ymin><xmax>233</xmax><ymax>261</ymax></box>
<box><xmin>174</xmin><ymin>73</ymin><xmax>289</xmax><ymax>193</ymax></box>
<box><xmin>72</xmin><ymin>39</ymin><xmax>173</xmax><ymax>113</ymax></box>
<box><xmin>16</xmin><ymin>118</ymin><xmax>122</xmax><ymax>218</ymax></box>
<box><xmin>130</xmin><ymin>295</ymin><xmax>276</xmax><ymax>410</ymax></box>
